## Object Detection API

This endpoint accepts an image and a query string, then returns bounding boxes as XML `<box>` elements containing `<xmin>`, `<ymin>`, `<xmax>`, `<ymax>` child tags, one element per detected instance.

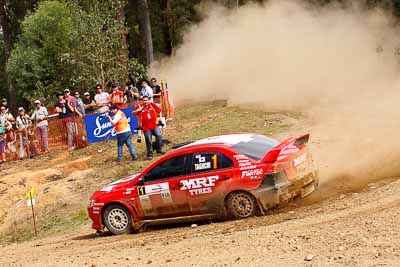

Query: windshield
<box><xmin>231</xmin><ymin>135</ymin><xmax>279</xmax><ymax>160</ymax></box>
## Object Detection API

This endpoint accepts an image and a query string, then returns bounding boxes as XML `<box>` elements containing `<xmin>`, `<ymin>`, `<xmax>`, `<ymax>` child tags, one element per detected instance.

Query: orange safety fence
<box><xmin>2</xmin><ymin>116</ymin><xmax>87</xmax><ymax>162</ymax></box>
<box><xmin>1</xmin><ymin>90</ymin><xmax>174</xmax><ymax>162</ymax></box>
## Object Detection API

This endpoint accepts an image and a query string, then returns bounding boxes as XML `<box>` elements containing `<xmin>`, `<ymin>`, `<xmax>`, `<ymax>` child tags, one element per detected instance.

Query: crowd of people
<box><xmin>0</xmin><ymin>78</ymin><xmax>166</xmax><ymax>163</ymax></box>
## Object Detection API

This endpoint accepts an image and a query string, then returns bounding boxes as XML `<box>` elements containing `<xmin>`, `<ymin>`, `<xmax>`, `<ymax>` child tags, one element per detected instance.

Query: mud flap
<box><xmin>301</xmin><ymin>182</ymin><xmax>316</xmax><ymax>198</ymax></box>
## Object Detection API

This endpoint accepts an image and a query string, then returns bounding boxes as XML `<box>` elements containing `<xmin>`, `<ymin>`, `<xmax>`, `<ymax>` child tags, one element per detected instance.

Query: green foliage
<box><xmin>6</xmin><ymin>0</ymin><xmax>146</xmax><ymax>103</ymax></box>
<box><xmin>0</xmin><ymin>36</ymin><xmax>7</xmax><ymax>98</ymax></box>
<box><xmin>69</xmin><ymin>0</ymin><xmax>145</xmax><ymax>90</ymax></box>
<box><xmin>6</xmin><ymin>0</ymin><xmax>80</xmax><ymax>101</ymax></box>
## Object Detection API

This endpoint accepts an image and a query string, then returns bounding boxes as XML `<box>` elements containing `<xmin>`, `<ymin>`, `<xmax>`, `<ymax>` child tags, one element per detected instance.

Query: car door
<box><xmin>137</xmin><ymin>154</ymin><xmax>192</xmax><ymax>219</ymax></box>
<box><xmin>182</xmin><ymin>151</ymin><xmax>235</xmax><ymax>214</ymax></box>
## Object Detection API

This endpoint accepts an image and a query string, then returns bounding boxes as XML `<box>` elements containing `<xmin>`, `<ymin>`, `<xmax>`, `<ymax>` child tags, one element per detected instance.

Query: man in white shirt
<box><xmin>140</xmin><ymin>80</ymin><xmax>154</xmax><ymax>102</ymax></box>
<box><xmin>31</xmin><ymin>100</ymin><xmax>49</xmax><ymax>153</ymax></box>
<box><xmin>94</xmin><ymin>84</ymin><xmax>110</xmax><ymax>113</ymax></box>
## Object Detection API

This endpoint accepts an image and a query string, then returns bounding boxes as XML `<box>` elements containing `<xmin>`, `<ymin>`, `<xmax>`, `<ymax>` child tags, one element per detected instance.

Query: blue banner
<box><xmin>84</xmin><ymin>106</ymin><xmax>139</xmax><ymax>144</ymax></box>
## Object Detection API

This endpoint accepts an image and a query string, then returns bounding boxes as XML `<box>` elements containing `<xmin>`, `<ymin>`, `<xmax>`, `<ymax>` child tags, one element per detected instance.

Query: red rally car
<box><xmin>88</xmin><ymin>133</ymin><xmax>319</xmax><ymax>235</ymax></box>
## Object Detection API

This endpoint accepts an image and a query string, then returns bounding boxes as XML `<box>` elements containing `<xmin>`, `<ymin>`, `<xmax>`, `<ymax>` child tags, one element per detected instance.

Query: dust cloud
<box><xmin>152</xmin><ymin>0</ymin><xmax>400</xmax><ymax>188</ymax></box>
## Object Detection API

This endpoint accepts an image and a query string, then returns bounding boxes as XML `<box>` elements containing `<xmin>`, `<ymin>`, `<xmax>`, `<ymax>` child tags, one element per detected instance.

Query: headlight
<box><xmin>88</xmin><ymin>199</ymin><xmax>95</xmax><ymax>208</ymax></box>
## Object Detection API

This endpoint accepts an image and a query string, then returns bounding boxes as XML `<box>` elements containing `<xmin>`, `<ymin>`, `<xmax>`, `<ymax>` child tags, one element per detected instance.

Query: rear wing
<box><xmin>261</xmin><ymin>134</ymin><xmax>310</xmax><ymax>163</ymax></box>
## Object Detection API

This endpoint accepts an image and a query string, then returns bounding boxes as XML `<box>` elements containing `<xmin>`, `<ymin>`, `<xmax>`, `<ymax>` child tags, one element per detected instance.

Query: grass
<box><xmin>0</xmin><ymin>100</ymin><xmax>300</xmax><ymax>244</ymax></box>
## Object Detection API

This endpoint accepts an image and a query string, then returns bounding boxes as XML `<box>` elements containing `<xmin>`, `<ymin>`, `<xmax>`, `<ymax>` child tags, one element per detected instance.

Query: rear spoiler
<box><xmin>261</xmin><ymin>134</ymin><xmax>310</xmax><ymax>163</ymax></box>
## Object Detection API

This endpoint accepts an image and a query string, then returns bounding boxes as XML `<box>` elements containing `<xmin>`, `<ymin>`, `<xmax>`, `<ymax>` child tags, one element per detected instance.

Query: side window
<box><xmin>191</xmin><ymin>152</ymin><xmax>234</xmax><ymax>174</ymax></box>
<box><xmin>145</xmin><ymin>155</ymin><xmax>188</xmax><ymax>182</ymax></box>
<box><xmin>219</xmin><ymin>153</ymin><xmax>234</xmax><ymax>169</ymax></box>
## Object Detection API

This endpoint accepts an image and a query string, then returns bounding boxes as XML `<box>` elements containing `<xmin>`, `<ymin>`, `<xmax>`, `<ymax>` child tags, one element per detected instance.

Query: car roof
<box><xmin>179</xmin><ymin>133</ymin><xmax>260</xmax><ymax>149</ymax></box>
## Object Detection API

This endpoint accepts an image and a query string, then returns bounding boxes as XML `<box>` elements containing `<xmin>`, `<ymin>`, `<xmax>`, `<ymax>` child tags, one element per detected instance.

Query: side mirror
<box><xmin>135</xmin><ymin>177</ymin><xmax>144</xmax><ymax>186</ymax></box>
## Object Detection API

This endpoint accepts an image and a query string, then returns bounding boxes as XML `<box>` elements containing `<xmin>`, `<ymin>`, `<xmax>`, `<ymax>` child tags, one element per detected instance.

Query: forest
<box><xmin>1</xmin><ymin>0</ymin><xmax>400</xmax><ymax>112</ymax></box>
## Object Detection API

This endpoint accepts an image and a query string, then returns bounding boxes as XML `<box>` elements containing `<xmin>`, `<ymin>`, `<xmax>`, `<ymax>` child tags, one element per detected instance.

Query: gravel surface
<box><xmin>1</xmin><ymin>177</ymin><xmax>400</xmax><ymax>266</ymax></box>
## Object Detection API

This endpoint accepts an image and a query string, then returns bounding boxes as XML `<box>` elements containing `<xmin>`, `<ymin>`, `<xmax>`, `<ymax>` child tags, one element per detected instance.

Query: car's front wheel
<box><xmin>226</xmin><ymin>192</ymin><xmax>257</xmax><ymax>219</ymax></box>
<box><xmin>103</xmin><ymin>204</ymin><xmax>132</xmax><ymax>235</ymax></box>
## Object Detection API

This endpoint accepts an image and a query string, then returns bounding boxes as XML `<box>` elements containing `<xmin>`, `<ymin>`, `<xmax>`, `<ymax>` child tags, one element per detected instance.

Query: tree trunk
<box><xmin>117</xmin><ymin>6</ymin><xmax>129</xmax><ymax>82</ymax></box>
<box><xmin>136</xmin><ymin>0</ymin><xmax>154</xmax><ymax>65</ymax></box>
<box><xmin>161</xmin><ymin>0</ymin><xmax>174</xmax><ymax>56</ymax></box>
<box><xmin>0</xmin><ymin>0</ymin><xmax>16</xmax><ymax>113</ymax></box>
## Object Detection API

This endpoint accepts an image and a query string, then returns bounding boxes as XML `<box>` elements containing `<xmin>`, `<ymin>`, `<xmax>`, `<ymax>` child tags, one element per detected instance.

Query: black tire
<box><xmin>103</xmin><ymin>204</ymin><xmax>132</xmax><ymax>235</ymax></box>
<box><xmin>226</xmin><ymin>192</ymin><xmax>257</xmax><ymax>219</ymax></box>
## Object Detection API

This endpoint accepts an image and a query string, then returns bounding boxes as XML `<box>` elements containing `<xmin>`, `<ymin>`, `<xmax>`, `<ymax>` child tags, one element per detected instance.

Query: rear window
<box><xmin>231</xmin><ymin>135</ymin><xmax>279</xmax><ymax>160</ymax></box>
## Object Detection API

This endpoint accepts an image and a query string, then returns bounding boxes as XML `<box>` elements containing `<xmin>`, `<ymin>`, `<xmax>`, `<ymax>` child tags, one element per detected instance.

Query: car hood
<box><xmin>97</xmin><ymin>173</ymin><xmax>140</xmax><ymax>194</ymax></box>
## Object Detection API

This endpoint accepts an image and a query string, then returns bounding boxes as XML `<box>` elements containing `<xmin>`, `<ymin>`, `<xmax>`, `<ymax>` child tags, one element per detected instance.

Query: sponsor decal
<box><xmin>194</xmin><ymin>155</ymin><xmax>211</xmax><ymax>171</ymax></box>
<box><xmin>100</xmin><ymin>185</ymin><xmax>115</xmax><ymax>192</ymax></box>
<box><xmin>180</xmin><ymin>175</ymin><xmax>219</xmax><ymax>196</ymax></box>
<box><xmin>236</xmin><ymin>156</ymin><xmax>257</xmax><ymax>171</ymax></box>
<box><xmin>241</xmin><ymin>169</ymin><xmax>264</xmax><ymax>179</ymax></box>
<box><xmin>234</xmin><ymin>154</ymin><xmax>248</xmax><ymax>159</ymax></box>
<box><xmin>93</xmin><ymin>207</ymin><xmax>100</xmax><ymax>214</ymax></box>
<box><xmin>138</xmin><ymin>182</ymin><xmax>173</xmax><ymax>205</ymax></box>
<box><xmin>293</xmin><ymin>154</ymin><xmax>307</xmax><ymax>167</ymax></box>
<box><xmin>239</xmin><ymin>165</ymin><xmax>258</xmax><ymax>171</ymax></box>
<box><xmin>84</xmin><ymin>106</ymin><xmax>139</xmax><ymax>144</ymax></box>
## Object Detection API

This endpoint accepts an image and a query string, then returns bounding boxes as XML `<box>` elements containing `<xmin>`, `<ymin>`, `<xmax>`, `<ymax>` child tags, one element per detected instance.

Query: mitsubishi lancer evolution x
<box><xmin>88</xmin><ymin>133</ymin><xmax>319</xmax><ymax>235</ymax></box>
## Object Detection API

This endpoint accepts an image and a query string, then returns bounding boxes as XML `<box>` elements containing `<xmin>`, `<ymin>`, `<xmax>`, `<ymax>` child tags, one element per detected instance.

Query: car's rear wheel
<box><xmin>226</xmin><ymin>192</ymin><xmax>257</xmax><ymax>219</ymax></box>
<box><xmin>103</xmin><ymin>204</ymin><xmax>132</xmax><ymax>235</ymax></box>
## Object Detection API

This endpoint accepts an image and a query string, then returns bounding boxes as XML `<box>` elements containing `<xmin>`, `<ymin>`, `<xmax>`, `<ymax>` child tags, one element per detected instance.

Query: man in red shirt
<box><xmin>133</xmin><ymin>96</ymin><xmax>165</xmax><ymax>160</ymax></box>
<box><xmin>110</xmin><ymin>82</ymin><xmax>125</xmax><ymax>109</ymax></box>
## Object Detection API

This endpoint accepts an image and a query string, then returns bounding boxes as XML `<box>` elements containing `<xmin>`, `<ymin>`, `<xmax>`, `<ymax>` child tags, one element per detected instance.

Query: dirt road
<box><xmin>1</xmin><ymin>176</ymin><xmax>400</xmax><ymax>266</ymax></box>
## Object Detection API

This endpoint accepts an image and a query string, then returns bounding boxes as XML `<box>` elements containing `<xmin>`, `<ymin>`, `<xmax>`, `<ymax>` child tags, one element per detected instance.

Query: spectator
<box><xmin>124</xmin><ymin>83</ymin><xmax>139</xmax><ymax>105</ymax></box>
<box><xmin>1</xmin><ymin>98</ymin><xmax>7</xmax><ymax>109</ymax></box>
<box><xmin>0</xmin><ymin>105</ymin><xmax>13</xmax><ymax>130</ymax></box>
<box><xmin>0</xmin><ymin>126</ymin><xmax>5</xmax><ymax>163</ymax></box>
<box><xmin>83</xmin><ymin>92</ymin><xmax>95</xmax><ymax>114</ymax></box>
<box><xmin>16</xmin><ymin>107</ymin><xmax>38</xmax><ymax>158</ymax></box>
<box><xmin>55</xmin><ymin>92</ymin><xmax>76</xmax><ymax>151</ymax></box>
<box><xmin>64</xmin><ymin>89</ymin><xmax>77</xmax><ymax>114</ymax></box>
<box><xmin>31</xmin><ymin>100</ymin><xmax>49</xmax><ymax>153</ymax></box>
<box><xmin>74</xmin><ymin>91</ymin><xmax>85</xmax><ymax>116</ymax></box>
<box><xmin>6</xmin><ymin>129</ymin><xmax>17</xmax><ymax>160</ymax></box>
<box><xmin>0</xmin><ymin>98</ymin><xmax>14</xmax><ymax>124</ymax></box>
<box><xmin>140</xmin><ymin>80</ymin><xmax>154</xmax><ymax>102</ymax></box>
<box><xmin>94</xmin><ymin>84</ymin><xmax>110</xmax><ymax>113</ymax></box>
<box><xmin>150</xmin><ymin>78</ymin><xmax>162</xmax><ymax>103</ymax></box>
<box><xmin>105</xmin><ymin>103</ymin><xmax>138</xmax><ymax>162</ymax></box>
<box><xmin>110</xmin><ymin>82</ymin><xmax>125</xmax><ymax>109</ymax></box>
<box><xmin>133</xmin><ymin>96</ymin><xmax>165</xmax><ymax>160</ymax></box>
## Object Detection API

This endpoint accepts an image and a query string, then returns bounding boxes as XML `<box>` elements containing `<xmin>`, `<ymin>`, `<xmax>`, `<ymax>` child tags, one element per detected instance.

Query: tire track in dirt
<box><xmin>2</xmin><ymin>176</ymin><xmax>400</xmax><ymax>266</ymax></box>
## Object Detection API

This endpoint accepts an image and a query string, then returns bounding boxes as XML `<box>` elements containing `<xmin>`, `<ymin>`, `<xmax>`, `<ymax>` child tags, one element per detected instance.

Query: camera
<box><xmin>158</xmin><ymin>120</ymin><xmax>165</xmax><ymax>127</ymax></box>
<box><xmin>135</xmin><ymin>127</ymin><xmax>142</xmax><ymax>143</ymax></box>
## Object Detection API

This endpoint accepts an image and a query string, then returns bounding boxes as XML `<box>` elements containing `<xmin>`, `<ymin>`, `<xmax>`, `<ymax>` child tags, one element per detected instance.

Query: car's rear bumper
<box><xmin>252</xmin><ymin>171</ymin><xmax>318</xmax><ymax>213</ymax></box>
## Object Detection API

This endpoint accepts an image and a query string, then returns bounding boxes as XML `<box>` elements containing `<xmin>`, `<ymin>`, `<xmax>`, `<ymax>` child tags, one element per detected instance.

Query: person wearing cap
<box><xmin>105</xmin><ymin>103</ymin><xmax>138</xmax><ymax>162</ymax></box>
<box><xmin>16</xmin><ymin>107</ymin><xmax>38</xmax><ymax>158</ymax></box>
<box><xmin>73</xmin><ymin>91</ymin><xmax>85</xmax><ymax>116</ymax></box>
<box><xmin>110</xmin><ymin>82</ymin><xmax>125</xmax><ymax>109</ymax></box>
<box><xmin>31</xmin><ymin>100</ymin><xmax>49</xmax><ymax>153</ymax></box>
<box><xmin>132</xmin><ymin>96</ymin><xmax>165</xmax><ymax>160</ymax></box>
<box><xmin>83</xmin><ymin>92</ymin><xmax>95</xmax><ymax>114</ymax></box>
<box><xmin>0</xmin><ymin>105</ymin><xmax>13</xmax><ymax>130</ymax></box>
<box><xmin>94</xmin><ymin>84</ymin><xmax>110</xmax><ymax>113</ymax></box>
<box><xmin>64</xmin><ymin>88</ymin><xmax>77</xmax><ymax>114</ymax></box>
<box><xmin>1</xmin><ymin>98</ymin><xmax>7</xmax><ymax>109</ymax></box>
